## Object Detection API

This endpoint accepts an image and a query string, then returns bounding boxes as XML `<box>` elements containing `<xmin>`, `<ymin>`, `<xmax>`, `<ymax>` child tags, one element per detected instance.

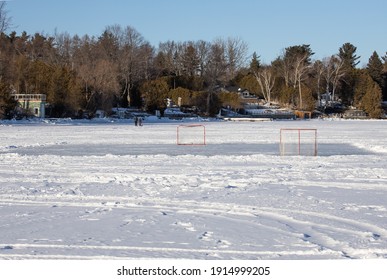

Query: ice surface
<box><xmin>0</xmin><ymin>118</ymin><xmax>386</xmax><ymax>259</ymax></box>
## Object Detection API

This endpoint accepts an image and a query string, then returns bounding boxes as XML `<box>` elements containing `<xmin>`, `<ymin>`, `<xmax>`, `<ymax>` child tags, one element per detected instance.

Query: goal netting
<box><xmin>280</xmin><ymin>128</ymin><xmax>317</xmax><ymax>156</ymax></box>
<box><xmin>177</xmin><ymin>124</ymin><xmax>206</xmax><ymax>145</ymax></box>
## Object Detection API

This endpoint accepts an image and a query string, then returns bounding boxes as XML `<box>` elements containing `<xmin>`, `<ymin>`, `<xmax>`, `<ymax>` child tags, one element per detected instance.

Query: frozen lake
<box><xmin>0</xmin><ymin>119</ymin><xmax>386</xmax><ymax>259</ymax></box>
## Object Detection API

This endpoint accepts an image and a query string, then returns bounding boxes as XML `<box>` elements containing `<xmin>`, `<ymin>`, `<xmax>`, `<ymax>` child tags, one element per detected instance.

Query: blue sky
<box><xmin>6</xmin><ymin>0</ymin><xmax>387</xmax><ymax>66</ymax></box>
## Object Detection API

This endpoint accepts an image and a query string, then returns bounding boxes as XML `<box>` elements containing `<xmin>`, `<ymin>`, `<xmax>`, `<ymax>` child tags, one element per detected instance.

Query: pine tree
<box><xmin>339</xmin><ymin>42</ymin><xmax>360</xmax><ymax>69</ymax></box>
<box><xmin>249</xmin><ymin>52</ymin><xmax>261</xmax><ymax>73</ymax></box>
<box><xmin>366</xmin><ymin>51</ymin><xmax>383</xmax><ymax>88</ymax></box>
<box><xmin>338</xmin><ymin>43</ymin><xmax>360</xmax><ymax>105</ymax></box>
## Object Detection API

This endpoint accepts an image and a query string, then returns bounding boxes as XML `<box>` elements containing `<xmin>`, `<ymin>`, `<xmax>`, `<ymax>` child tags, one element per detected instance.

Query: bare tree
<box><xmin>157</xmin><ymin>40</ymin><xmax>180</xmax><ymax>88</ymax></box>
<box><xmin>312</xmin><ymin>60</ymin><xmax>325</xmax><ymax>105</ymax></box>
<box><xmin>323</xmin><ymin>55</ymin><xmax>345</xmax><ymax>101</ymax></box>
<box><xmin>0</xmin><ymin>1</ymin><xmax>12</xmax><ymax>33</ymax></box>
<box><xmin>293</xmin><ymin>53</ymin><xmax>310</xmax><ymax>109</ymax></box>
<box><xmin>195</xmin><ymin>40</ymin><xmax>210</xmax><ymax>77</ymax></box>
<box><xmin>53</xmin><ymin>31</ymin><xmax>74</xmax><ymax>67</ymax></box>
<box><xmin>275</xmin><ymin>49</ymin><xmax>292</xmax><ymax>87</ymax></box>
<box><xmin>225</xmin><ymin>37</ymin><xmax>248</xmax><ymax>80</ymax></box>
<box><xmin>275</xmin><ymin>45</ymin><xmax>314</xmax><ymax>108</ymax></box>
<box><xmin>72</xmin><ymin>35</ymin><xmax>95</xmax><ymax>103</ymax></box>
<box><xmin>254</xmin><ymin>66</ymin><xmax>275</xmax><ymax>104</ymax></box>
<box><xmin>181</xmin><ymin>41</ymin><xmax>200</xmax><ymax>77</ymax></box>
<box><xmin>204</xmin><ymin>40</ymin><xmax>227</xmax><ymax>114</ymax></box>
<box><xmin>107</xmin><ymin>25</ymin><xmax>152</xmax><ymax>106</ymax></box>
<box><xmin>93</xmin><ymin>59</ymin><xmax>119</xmax><ymax>93</ymax></box>
<box><xmin>138</xmin><ymin>42</ymin><xmax>154</xmax><ymax>82</ymax></box>
<box><xmin>276</xmin><ymin>51</ymin><xmax>310</xmax><ymax>108</ymax></box>
<box><xmin>331</xmin><ymin>57</ymin><xmax>345</xmax><ymax>101</ymax></box>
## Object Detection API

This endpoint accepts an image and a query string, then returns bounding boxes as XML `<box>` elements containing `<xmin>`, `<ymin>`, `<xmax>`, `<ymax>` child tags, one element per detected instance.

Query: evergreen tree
<box><xmin>48</xmin><ymin>66</ymin><xmax>79</xmax><ymax>117</ymax></box>
<box><xmin>382</xmin><ymin>52</ymin><xmax>387</xmax><ymax>100</ymax></box>
<box><xmin>249</xmin><ymin>52</ymin><xmax>261</xmax><ymax>73</ymax></box>
<box><xmin>339</xmin><ymin>42</ymin><xmax>360</xmax><ymax>69</ymax></box>
<box><xmin>168</xmin><ymin>87</ymin><xmax>192</xmax><ymax>106</ymax></box>
<box><xmin>366</xmin><ymin>51</ymin><xmax>383</xmax><ymax>88</ymax></box>
<box><xmin>0</xmin><ymin>81</ymin><xmax>17</xmax><ymax>119</ymax></box>
<box><xmin>354</xmin><ymin>71</ymin><xmax>383</xmax><ymax>118</ymax></box>
<box><xmin>2</xmin><ymin>19</ymin><xmax>387</xmax><ymax>117</ymax></box>
<box><xmin>284</xmin><ymin>44</ymin><xmax>314</xmax><ymax>65</ymax></box>
<box><xmin>140</xmin><ymin>78</ymin><xmax>169</xmax><ymax>113</ymax></box>
<box><xmin>338</xmin><ymin>43</ymin><xmax>360</xmax><ymax>105</ymax></box>
<box><xmin>362</xmin><ymin>82</ymin><xmax>383</xmax><ymax>118</ymax></box>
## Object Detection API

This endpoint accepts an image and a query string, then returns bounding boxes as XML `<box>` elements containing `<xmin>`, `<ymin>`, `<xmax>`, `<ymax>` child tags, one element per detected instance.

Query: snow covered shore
<box><xmin>0</xmin><ymin>119</ymin><xmax>386</xmax><ymax>259</ymax></box>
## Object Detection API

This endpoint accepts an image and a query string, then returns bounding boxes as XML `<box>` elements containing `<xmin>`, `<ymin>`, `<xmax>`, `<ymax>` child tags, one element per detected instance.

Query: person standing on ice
<box><xmin>134</xmin><ymin>116</ymin><xmax>138</xmax><ymax>126</ymax></box>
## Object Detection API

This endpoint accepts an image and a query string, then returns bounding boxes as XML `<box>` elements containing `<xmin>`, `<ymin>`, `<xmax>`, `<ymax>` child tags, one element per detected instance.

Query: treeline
<box><xmin>0</xmin><ymin>24</ymin><xmax>387</xmax><ymax>119</ymax></box>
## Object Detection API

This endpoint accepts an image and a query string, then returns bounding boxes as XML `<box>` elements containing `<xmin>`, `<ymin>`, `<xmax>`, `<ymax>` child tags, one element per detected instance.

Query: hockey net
<box><xmin>177</xmin><ymin>124</ymin><xmax>206</xmax><ymax>145</ymax></box>
<box><xmin>280</xmin><ymin>128</ymin><xmax>317</xmax><ymax>156</ymax></box>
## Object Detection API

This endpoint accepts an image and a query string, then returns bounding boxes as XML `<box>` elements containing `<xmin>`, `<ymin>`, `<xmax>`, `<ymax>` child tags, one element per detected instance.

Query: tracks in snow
<box><xmin>1</xmin><ymin>193</ymin><xmax>386</xmax><ymax>259</ymax></box>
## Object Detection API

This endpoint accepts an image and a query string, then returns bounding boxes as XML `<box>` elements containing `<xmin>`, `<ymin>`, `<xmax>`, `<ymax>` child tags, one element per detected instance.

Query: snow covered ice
<box><xmin>0</xmin><ymin>118</ymin><xmax>387</xmax><ymax>259</ymax></box>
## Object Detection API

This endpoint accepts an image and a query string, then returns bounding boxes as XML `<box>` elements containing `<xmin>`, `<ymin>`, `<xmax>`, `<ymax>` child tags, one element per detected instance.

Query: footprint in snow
<box><xmin>216</xmin><ymin>239</ymin><xmax>232</xmax><ymax>248</ymax></box>
<box><xmin>198</xmin><ymin>231</ymin><xmax>213</xmax><ymax>241</ymax></box>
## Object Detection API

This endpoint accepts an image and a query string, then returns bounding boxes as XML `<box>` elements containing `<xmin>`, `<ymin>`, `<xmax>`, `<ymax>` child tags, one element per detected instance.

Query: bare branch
<box><xmin>0</xmin><ymin>2</ymin><xmax>12</xmax><ymax>33</ymax></box>
<box><xmin>254</xmin><ymin>66</ymin><xmax>275</xmax><ymax>104</ymax></box>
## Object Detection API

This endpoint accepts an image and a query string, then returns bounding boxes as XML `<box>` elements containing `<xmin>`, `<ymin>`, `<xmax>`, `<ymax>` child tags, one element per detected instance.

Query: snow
<box><xmin>0</xmin><ymin>118</ymin><xmax>387</xmax><ymax>260</ymax></box>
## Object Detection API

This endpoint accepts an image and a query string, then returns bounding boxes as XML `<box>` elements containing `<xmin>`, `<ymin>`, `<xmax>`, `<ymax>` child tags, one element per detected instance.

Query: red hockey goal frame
<box><xmin>280</xmin><ymin>128</ymin><xmax>317</xmax><ymax>156</ymax></box>
<box><xmin>177</xmin><ymin>124</ymin><xmax>206</xmax><ymax>146</ymax></box>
